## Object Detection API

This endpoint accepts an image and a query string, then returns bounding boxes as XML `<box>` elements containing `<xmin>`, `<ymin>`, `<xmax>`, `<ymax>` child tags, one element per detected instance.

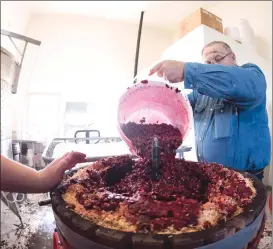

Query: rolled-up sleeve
<box><xmin>184</xmin><ymin>62</ymin><xmax>266</xmax><ymax>109</ymax></box>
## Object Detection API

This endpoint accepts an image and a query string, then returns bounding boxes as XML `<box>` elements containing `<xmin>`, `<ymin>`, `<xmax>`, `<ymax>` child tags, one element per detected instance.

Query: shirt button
<box><xmin>204</xmin><ymin>123</ymin><xmax>206</xmax><ymax>126</ymax></box>
<box><xmin>210</xmin><ymin>108</ymin><xmax>213</xmax><ymax>111</ymax></box>
<box><xmin>190</xmin><ymin>84</ymin><xmax>193</xmax><ymax>87</ymax></box>
<box><xmin>221</xmin><ymin>110</ymin><xmax>223</xmax><ymax>112</ymax></box>
<box><xmin>198</xmin><ymin>154</ymin><xmax>201</xmax><ymax>157</ymax></box>
<box><xmin>199</xmin><ymin>138</ymin><xmax>202</xmax><ymax>141</ymax></box>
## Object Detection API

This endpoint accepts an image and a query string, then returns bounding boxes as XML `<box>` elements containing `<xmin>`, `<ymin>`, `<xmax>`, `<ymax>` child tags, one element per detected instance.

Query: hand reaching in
<box><xmin>40</xmin><ymin>151</ymin><xmax>87</xmax><ymax>190</ymax></box>
<box><xmin>1</xmin><ymin>151</ymin><xmax>87</xmax><ymax>193</ymax></box>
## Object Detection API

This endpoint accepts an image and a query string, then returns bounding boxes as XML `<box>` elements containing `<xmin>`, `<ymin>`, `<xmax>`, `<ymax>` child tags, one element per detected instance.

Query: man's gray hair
<box><xmin>202</xmin><ymin>41</ymin><xmax>232</xmax><ymax>54</ymax></box>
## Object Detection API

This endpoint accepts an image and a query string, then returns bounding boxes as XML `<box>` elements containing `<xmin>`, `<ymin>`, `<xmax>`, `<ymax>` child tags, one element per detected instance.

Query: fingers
<box><xmin>157</xmin><ymin>67</ymin><xmax>165</xmax><ymax>78</ymax></box>
<box><xmin>149</xmin><ymin>60</ymin><xmax>185</xmax><ymax>83</ymax></box>
<box><xmin>52</xmin><ymin>152</ymin><xmax>70</xmax><ymax>164</ymax></box>
<box><xmin>68</xmin><ymin>151</ymin><xmax>87</xmax><ymax>165</ymax></box>
<box><xmin>71</xmin><ymin>151</ymin><xmax>87</xmax><ymax>159</ymax></box>
<box><xmin>163</xmin><ymin>74</ymin><xmax>169</xmax><ymax>82</ymax></box>
<box><xmin>149</xmin><ymin>61</ymin><xmax>168</xmax><ymax>79</ymax></box>
<box><xmin>149</xmin><ymin>62</ymin><xmax>163</xmax><ymax>76</ymax></box>
<box><xmin>58</xmin><ymin>151</ymin><xmax>87</xmax><ymax>171</ymax></box>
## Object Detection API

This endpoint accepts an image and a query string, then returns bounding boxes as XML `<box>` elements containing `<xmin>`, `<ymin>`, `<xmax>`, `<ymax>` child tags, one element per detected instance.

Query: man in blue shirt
<box><xmin>149</xmin><ymin>41</ymin><xmax>271</xmax><ymax>180</ymax></box>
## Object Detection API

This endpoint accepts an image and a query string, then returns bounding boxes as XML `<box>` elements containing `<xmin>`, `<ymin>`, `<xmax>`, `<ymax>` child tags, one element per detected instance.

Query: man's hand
<box><xmin>40</xmin><ymin>151</ymin><xmax>87</xmax><ymax>190</ymax></box>
<box><xmin>149</xmin><ymin>60</ymin><xmax>185</xmax><ymax>83</ymax></box>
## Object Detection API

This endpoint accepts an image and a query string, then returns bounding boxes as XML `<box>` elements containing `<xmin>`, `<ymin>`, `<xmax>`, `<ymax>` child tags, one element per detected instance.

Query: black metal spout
<box><xmin>151</xmin><ymin>136</ymin><xmax>161</xmax><ymax>181</ymax></box>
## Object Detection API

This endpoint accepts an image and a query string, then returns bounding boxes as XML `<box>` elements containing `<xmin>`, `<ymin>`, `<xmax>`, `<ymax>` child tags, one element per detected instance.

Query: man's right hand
<box><xmin>149</xmin><ymin>60</ymin><xmax>185</xmax><ymax>83</ymax></box>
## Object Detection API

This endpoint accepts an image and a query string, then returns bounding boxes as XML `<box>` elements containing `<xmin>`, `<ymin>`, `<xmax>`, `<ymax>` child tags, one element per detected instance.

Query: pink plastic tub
<box><xmin>117</xmin><ymin>80</ymin><xmax>192</xmax><ymax>155</ymax></box>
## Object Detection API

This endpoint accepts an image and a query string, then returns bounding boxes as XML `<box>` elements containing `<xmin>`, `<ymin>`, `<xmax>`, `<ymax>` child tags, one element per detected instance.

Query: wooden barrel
<box><xmin>50</xmin><ymin>171</ymin><xmax>267</xmax><ymax>249</ymax></box>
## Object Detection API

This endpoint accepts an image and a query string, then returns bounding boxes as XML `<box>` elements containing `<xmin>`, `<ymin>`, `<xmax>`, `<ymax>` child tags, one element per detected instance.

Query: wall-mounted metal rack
<box><xmin>1</xmin><ymin>29</ymin><xmax>41</xmax><ymax>93</ymax></box>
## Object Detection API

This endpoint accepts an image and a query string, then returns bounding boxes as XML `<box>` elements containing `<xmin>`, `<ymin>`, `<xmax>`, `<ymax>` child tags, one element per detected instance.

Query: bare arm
<box><xmin>1</xmin><ymin>151</ymin><xmax>86</xmax><ymax>193</ymax></box>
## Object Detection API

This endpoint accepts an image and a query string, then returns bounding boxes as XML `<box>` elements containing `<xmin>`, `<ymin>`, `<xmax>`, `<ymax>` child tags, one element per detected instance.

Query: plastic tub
<box><xmin>117</xmin><ymin>79</ymin><xmax>192</xmax><ymax>156</ymax></box>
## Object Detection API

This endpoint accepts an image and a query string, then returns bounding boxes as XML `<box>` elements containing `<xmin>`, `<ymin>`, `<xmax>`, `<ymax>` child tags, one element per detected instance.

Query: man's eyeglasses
<box><xmin>206</xmin><ymin>52</ymin><xmax>231</xmax><ymax>64</ymax></box>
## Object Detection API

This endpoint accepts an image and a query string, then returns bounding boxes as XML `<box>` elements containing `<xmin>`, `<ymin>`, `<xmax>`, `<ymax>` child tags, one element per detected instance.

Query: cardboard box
<box><xmin>179</xmin><ymin>8</ymin><xmax>223</xmax><ymax>38</ymax></box>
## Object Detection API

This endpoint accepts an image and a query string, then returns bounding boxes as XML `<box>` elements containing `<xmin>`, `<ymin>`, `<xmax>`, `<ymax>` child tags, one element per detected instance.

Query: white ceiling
<box><xmin>19</xmin><ymin>1</ymin><xmax>272</xmax><ymax>58</ymax></box>
<box><xmin>21</xmin><ymin>1</ymin><xmax>271</xmax><ymax>29</ymax></box>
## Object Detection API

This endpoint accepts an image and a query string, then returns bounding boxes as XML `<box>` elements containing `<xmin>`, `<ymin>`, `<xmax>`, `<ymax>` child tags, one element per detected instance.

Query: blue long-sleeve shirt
<box><xmin>184</xmin><ymin>63</ymin><xmax>271</xmax><ymax>171</ymax></box>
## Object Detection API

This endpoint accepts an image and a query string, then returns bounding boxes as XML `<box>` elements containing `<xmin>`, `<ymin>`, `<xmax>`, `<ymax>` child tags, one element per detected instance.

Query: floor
<box><xmin>1</xmin><ymin>194</ymin><xmax>54</xmax><ymax>249</ymax></box>
<box><xmin>0</xmin><ymin>192</ymin><xmax>272</xmax><ymax>249</ymax></box>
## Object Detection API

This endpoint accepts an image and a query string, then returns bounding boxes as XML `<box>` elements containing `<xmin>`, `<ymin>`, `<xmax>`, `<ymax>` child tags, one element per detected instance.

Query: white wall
<box><xmin>25</xmin><ymin>14</ymin><xmax>173</xmax><ymax>93</ymax></box>
<box><xmin>207</xmin><ymin>1</ymin><xmax>272</xmax><ymax>61</ymax></box>
<box><xmin>168</xmin><ymin>2</ymin><xmax>272</xmax><ymax>63</ymax></box>
<box><xmin>1</xmin><ymin>1</ymin><xmax>33</xmax><ymax>140</ymax></box>
<box><xmin>13</xmin><ymin>14</ymin><xmax>173</xmax><ymax>138</ymax></box>
<box><xmin>1</xmin><ymin>1</ymin><xmax>30</xmax><ymax>32</ymax></box>
<box><xmin>1</xmin><ymin>1</ymin><xmax>31</xmax><ymax>60</ymax></box>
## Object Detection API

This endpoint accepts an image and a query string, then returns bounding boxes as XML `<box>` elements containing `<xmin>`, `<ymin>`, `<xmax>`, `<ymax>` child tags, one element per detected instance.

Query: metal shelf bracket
<box><xmin>1</xmin><ymin>29</ymin><xmax>41</xmax><ymax>93</ymax></box>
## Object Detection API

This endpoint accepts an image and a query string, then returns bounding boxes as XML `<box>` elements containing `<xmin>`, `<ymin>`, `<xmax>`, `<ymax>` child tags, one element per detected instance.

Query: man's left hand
<box><xmin>149</xmin><ymin>60</ymin><xmax>185</xmax><ymax>83</ymax></box>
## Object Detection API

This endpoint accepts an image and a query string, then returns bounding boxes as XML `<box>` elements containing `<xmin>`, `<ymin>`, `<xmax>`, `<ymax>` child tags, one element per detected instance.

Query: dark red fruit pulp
<box><xmin>60</xmin><ymin>155</ymin><xmax>254</xmax><ymax>232</ymax></box>
<box><xmin>120</xmin><ymin>122</ymin><xmax>182</xmax><ymax>160</ymax></box>
<box><xmin>61</xmin><ymin>121</ymin><xmax>254</xmax><ymax>233</ymax></box>
<box><xmin>175</xmin><ymin>88</ymin><xmax>181</xmax><ymax>93</ymax></box>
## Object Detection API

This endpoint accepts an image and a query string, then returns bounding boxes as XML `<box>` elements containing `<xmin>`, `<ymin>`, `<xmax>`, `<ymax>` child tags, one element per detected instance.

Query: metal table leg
<box><xmin>1</xmin><ymin>191</ymin><xmax>23</xmax><ymax>226</ymax></box>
